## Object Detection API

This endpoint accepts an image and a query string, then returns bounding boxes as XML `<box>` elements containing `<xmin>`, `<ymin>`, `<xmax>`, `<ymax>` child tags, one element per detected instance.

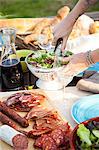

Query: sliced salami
<box><xmin>34</xmin><ymin>134</ymin><xmax>48</xmax><ymax>148</ymax></box>
<box><xmin>58</xmin><ymin>123</ymin><xmax>70</xmax><ymax>134</ymax></box>
<box><xmin>12</xmin><ymin>134</ymin><xmax>28</xmax><ymax>150</ymax></box>
<box><xmin>42</xmin><ymin>135</ymin><xmax>58</xmax><ymax>150</ymax></box>
<box><xmin>50</xmin><ymin>129</ymin><xmax>64</xmax><ymax>147</ymax></box>
<box><xmin>0</xmin><ymin>125</ymin><xmax>28</xmax><ymax>150</ymax></box>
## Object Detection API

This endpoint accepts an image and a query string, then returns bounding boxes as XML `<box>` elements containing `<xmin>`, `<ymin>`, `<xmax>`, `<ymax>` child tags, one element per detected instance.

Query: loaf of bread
<box><xmin>89</xmin><ymin>21</ymin><xmax>99</xmax><ymax>34</ymax></box>
<box><xmin>24</xmin><ymin>6</ymin><xmax>70</xmax><ymax>44</ymax></box>
<box><xmin>57</xmin><ymin>6</ymin><xmax>70</xmax><ymax>20</ymax></box>
<box><xmin>69</xmin><ymin>15</ymin><xmax>94</xmax><ymax>39</ymax></box>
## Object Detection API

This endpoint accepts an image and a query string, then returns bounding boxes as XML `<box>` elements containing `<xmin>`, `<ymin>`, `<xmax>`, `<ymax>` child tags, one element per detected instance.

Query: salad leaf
<box><xmin>27</xmin><ymin>50</ymin><xmax>71</xmax><ymax>69</ymax></box>
<box><xmin>92</xmin><ymin>130</ymin><xmax>99</xmax><ymax>138</ymax></box>
<box><xmin>64</xmin><ymin>51</ymin><xmax>73</xmax><ymax>57</ymax></box>
<box><xmin>90</xmin><ymin>133</ymin><xmax>97</xmax><ymax>142</ymax></box>
<box><xmin>81</xmin><ymin>143</ymin><xmax>91</xmax><ymax>150</ymax></box>
<box><xmin>76</xmin><ymin>121</ymin><xmax>99</xmax><ymax>150</ymax></box>
<box><xmin>77</xmin><ymin>124</ymin><xmax>92</xmax><ymax>146</ymax></box>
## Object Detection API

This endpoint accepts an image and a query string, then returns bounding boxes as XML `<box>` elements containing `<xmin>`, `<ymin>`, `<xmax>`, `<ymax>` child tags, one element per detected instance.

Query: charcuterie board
<box><xmin>0</xmin><ymin>89</ymin><xmax>72</xmax><ymax>150</ymax></box>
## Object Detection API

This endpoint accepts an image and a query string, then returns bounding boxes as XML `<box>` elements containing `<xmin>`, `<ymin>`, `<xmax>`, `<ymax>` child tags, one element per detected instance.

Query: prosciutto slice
<box><xmin>26</xmin><ymin>106</ymin><xmax>62</xmax><ymax>137</ymax></box>
<box><xmin>5</xmin><ymin>92</ymin><xmax>46</xmax><ymax>112</ymax></box>
<box><xmin>25</xmin><ymin>106</ymin><xmax>53</xmax><ymax>120</ymax></box>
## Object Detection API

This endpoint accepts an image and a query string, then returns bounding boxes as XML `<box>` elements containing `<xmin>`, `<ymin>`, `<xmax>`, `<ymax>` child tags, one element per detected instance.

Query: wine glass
<box><xmin>56</xmin><ymin>67</ymin><xmax>73</xmax><ymax>100</ymax></box>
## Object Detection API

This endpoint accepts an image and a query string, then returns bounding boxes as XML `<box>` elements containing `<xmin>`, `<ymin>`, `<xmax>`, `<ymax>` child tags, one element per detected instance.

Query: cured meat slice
<box><xmin>12</xmin><ymin>134</ymin><xmax>28</xmax><ymax>150</ymax></box>
<box><xmin>36</xmin><ymin>118</ymin><xmax>58</xmax><ymax>130</ymax></box>
<box><xmin>36</xmin><ymin>118</ymin><xmax>46</xmax><ymax>127</ymax></box>
<box><xmin>57</xmin><ymin>123</ymin><xmax>72</xmax><ymax>148</ymax></box>
<box><xmin>0</xmin><ymin>112</ymin><xmax>17</xmax><ymax>129</ymax></box>
<box><xmin>57</xmin><ymin>122</ymin><xmax>70</xmax><ymax>133</ymax></box>
<box><xmin>26</xmin><ymin>108</ymin><xmax>62</xmax><ymax>137</ymax></box>
<box><xmin>34</xmin><ymin>122</ymin><xmax>71</xmax><ymax>149</ymax></box>
<box><xmin>6</xmin><ymin>93</ymin><xmax>23</xmax><ymax>106</ymax></box>
<box><xmin>28</xmin><ymin>127</ymin><xmax>51</xmax><ymax>137</ymax></box>
<box><xmin>42</xmin><ymin>135</ymin><xmax>58</xmax><ymax>150</ymax></box>
<box><xmin>0</xmin><ymin>125</ymin><xmax>28</xmax><ymax>150</ymax></box>
<box><xmin>25</xmin><ymin>106</ymin><xmax>53</xmax><ymax>120</ymax></box>
<box><xmin>34</xmin><ymin>134</ymin><xmax>48</xmax><ymax>148</ymax></box>
<box><xmin>5</xmin><ymin>92</ymin><xmax>46</xmax><ymax>112</ymax></box>
<box><xmin>0</xmin><ymin>102</ymin><xmax>29</xmax><ymax>128</ymax></box>
<box><xmin>50</xmin><ymin>129</ymin><xmax>64</xmax><ymax>147</ymax></box>
<box><xmin>34</xmin><ymin>134</ymin><xmax>58</xmax><ymax>150</ymax></box>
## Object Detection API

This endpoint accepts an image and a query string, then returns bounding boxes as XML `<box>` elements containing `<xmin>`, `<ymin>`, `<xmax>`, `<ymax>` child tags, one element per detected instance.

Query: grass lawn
<box><xmin>0</xmin><ymin>0</ymin><xmax>99</xmax><ymax>18</ymax></box>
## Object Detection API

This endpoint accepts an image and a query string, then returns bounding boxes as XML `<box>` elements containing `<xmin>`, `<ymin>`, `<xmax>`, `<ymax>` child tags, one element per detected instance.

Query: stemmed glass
<box><xmin>54</xmin><ymin>48</ymin><xmax>73</xmax><ymax>100</ymax></box>
<box><xmin>56</xmin><ymin>68</ymin><xmax>73</xmax><ymax>100</ymax></box>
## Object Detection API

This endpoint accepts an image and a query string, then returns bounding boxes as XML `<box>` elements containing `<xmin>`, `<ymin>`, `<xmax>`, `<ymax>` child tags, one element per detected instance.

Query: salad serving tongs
<box><xmin>53</xmin><ymin>38</ymin><xmax>63</xmax><ymax>53</ymax></box>
<box><xmin>53</xmin><ymin>38</ymin><xmax>63</xmax><ymax>67</ymax></box>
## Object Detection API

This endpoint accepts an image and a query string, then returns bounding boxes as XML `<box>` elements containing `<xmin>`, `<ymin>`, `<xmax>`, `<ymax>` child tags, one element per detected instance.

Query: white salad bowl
<box><xmin>25</xmin><ymin>52</ymin><xmax>64</xmax><ymax>90</ymax></box>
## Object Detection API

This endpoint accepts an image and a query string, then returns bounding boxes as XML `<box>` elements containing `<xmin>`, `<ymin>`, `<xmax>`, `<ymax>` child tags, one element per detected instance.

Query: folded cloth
<box><xmin>76</xmin><ymin>72</ymin><xmax>99</xmax><ymax>93</ymax></box>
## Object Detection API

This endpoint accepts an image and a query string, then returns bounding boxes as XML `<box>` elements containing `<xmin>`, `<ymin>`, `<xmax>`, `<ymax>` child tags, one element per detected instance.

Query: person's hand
<box><xmin>53</xmin><ymin>15</ymin><xmax>75</xmax><ymax>51</ymax></box>
<box><xmin>61</xmin><ymin>52</ymin><xmax>89</xmax><ymax>76</ymax></box>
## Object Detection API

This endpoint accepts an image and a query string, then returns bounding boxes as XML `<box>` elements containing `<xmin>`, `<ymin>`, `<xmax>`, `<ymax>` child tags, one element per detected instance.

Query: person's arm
<box><xmin>70</xmin><ymin>0</ymin><xmax>98</xmax><ymax>20</ymax></box>
<box><xmin>91</xmin><ymin>49</ymin><xmax>99</xmax><ymax>63</ymax></box>
<box><xmin>53</xmin><ymin>0</ymin><xmax>98</xmax><ymax>51</ymax></box>
<box><xmin>62</xmin><ymin>49</ymin><xmax>99</xmax><ymax>76</ymax></box>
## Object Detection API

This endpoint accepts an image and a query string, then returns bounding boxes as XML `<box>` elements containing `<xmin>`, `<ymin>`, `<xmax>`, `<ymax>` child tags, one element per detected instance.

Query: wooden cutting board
<box><xmin>0</xmin><ymin>89</ymin><xmax>70</xmax><ymax>150</ymax></box>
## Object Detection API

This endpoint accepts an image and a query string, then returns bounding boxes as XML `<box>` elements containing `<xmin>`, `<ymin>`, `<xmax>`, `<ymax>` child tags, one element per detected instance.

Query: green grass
<box><xmin>0</xmin><ymin>0</ymin><xmax>98</xmax><ymax>18</ymax></box>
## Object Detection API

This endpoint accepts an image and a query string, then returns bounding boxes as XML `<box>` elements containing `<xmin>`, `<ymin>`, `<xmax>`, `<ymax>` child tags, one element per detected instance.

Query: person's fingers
<box><xmin>52</xmin><ymin>37</ymin><xmax>58</xmax><ymax>46</ymax></box>
<box><xmin>62</xmin><ymin>55</ymin><xmax>72</xmax><ymax>63</ymax></box>
<box><xmin>61</xmin><ymin>36</ymin><xmax>68</xmax><ymax>51</ymax></box>
<box><xmin>62</xmin><ymin>64</ymin><xmax>74</xmax><ymax>76</ymax></box>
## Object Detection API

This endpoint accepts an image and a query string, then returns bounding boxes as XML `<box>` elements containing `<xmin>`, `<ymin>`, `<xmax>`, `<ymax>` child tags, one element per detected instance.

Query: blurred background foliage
<box><xmin>0</xmin><ymin>0</ymin><xmax>99</xmax><ymax>18</ymax></box>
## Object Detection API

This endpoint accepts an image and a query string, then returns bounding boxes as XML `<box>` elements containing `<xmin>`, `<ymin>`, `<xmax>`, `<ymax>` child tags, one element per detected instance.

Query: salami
<box><xmin>34</xmin><ymin>134</ymin><xmax>58</xmax><ymax>150</ymax></box>
<box><xmin>0</xmin><ymin>102</ymin><xmax>29</xmax><ymax>128</ymax></box>
<box><xmin>0</xmin><ymin>112</ymin><xmax>16</xmax><ymax>129</ymax></box>
<box><xmin>34</xmin><ymin>134</ymin><xmax>48</xmax><ymax>148</ymax></box>
<box><xmin>50</xmin><ymin>129</ymin><xmax>64</xmax><ymax>147</ymax></box>
<box><xmin>42</xmin><ymin>135</ymin><xmax>58</xmax><ymax>150</ymax></box>
<box><xmin>12</xmin><ymin>134</ymin><xmax>28</xmax><ymax>150</ymax></box>
<box><xmin>0</xmin><ymin>125</ymin><xmax>28</xmax><ymax>150</ymax></box>
<box><xmin>58</xmin><ymin>122</ymin><xmax>71</xmax><ymax>135</ymax></box>
<box><xmin>34</xmin><ymin>122</ymin><xmax>72</xmax><ymax>149</ymax></box>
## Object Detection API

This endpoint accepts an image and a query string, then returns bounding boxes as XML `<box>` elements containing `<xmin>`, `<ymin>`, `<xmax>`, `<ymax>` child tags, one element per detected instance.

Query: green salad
<box><xmin>76</xmin><ymin>121</ymin><xmax>99</xmax><ymax>150</ymax></box>
<box><xmin>27</xmin><ymin>50</ymin><xmax>73</xmax><ymax>69</ymax></box>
